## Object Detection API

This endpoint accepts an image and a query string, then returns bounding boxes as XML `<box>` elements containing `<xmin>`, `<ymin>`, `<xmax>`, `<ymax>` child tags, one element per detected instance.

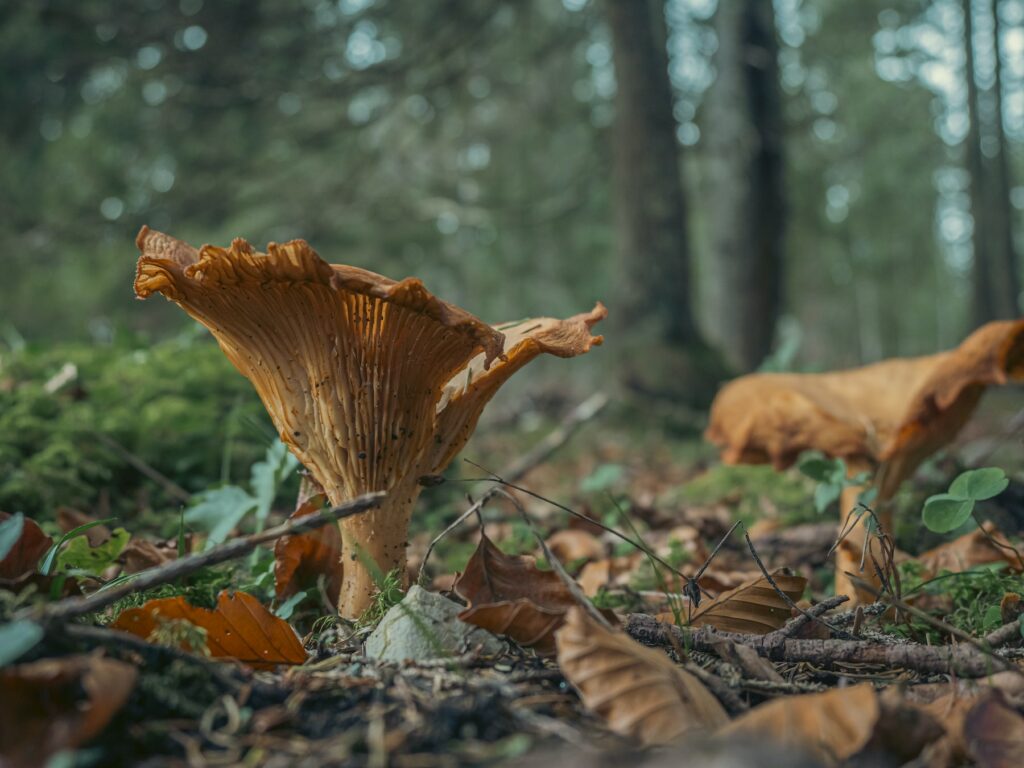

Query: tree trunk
<box><xmin>606</xmin><ymin>0</ymin><xmax>725</xmax><ymax>402</ymax></box>
<box><xmin>964</xmin><ymin>0</ymin><xmax>995</xmax><ymax>326</ymax></box>
<box><xmin>704</xmin><ymin>0</ymin><xmax>786</xmax><ymax>371</ymax></box>
<box><xmin>987</xmin><ymin>0</ymin><xmax>1021</xmax><ymax>318</ymax></box>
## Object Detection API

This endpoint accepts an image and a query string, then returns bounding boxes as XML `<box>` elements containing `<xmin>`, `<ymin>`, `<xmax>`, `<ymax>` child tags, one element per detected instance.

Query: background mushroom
<box><xmin>135</xmin><ymin>227</ymin><xmax>605</xmax><ymax>618</ymax></box>
<box><xmin>705</xmin><ymin>319</ymin><xmax>1024</xmax><ymax>601</ymax></box>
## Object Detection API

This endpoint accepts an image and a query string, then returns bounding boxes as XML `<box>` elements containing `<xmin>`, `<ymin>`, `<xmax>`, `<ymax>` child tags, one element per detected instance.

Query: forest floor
<box><xmin>4</xmin><ymin>387</ymin><xmax>1024</xmax><ymax>767</ymax></box>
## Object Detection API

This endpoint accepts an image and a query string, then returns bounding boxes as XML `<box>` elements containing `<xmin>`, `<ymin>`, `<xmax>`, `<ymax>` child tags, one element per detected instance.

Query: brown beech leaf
<box><xmin>544</xmin><ymin>529</ymin><xmax>604</xmax><ymax>566</ymax></box>
<box><xmin>0</xmin><ymin>512</ymin><xmax>52</xmax><ymax>582</ymax></box>
<box><xmin>918</xmin><ymin>521</ymin><xmax>1023</xmax><ymax>577</ymax></box>
<box><xmin>454</xmin><ymin>533</ymin><xmax>602</xmax><ymax>656</ymax></box>
<box><xmin>111</xmin><ymin>590</ymin><xmax>306</xmax><ymax>669</ymax></box>
<box><xmin>556</xmin><ymin>606</ymin><xmax>728</xmax><ymax>746</ymax></box>
<box><xmin>720</xmin><ymin>684</ymin><xmax>941</xmax><ymax>765</ymax></box>
<box><xmin>119</xmin><ymin>537</ymin><xmax>179</xmax><ymax>574</ymax></box>
<box><xmin>674</xmin><ymin>571</ymin><xmax>807</xmax><ymax>634</ymax></box>
<box><xmin>273</xmin><ymin>491</ymin><xmax>341</xmax><ymax>605</ymax></box>
<box><xmin>0</xmin><ymin>653</ymin><xmax>137</xmax><ymax>768</ymax></box>
<box><xmin>963</xmin><ymin>694</ymin><xmax>1024</xmax><ymax>768</ymax></box>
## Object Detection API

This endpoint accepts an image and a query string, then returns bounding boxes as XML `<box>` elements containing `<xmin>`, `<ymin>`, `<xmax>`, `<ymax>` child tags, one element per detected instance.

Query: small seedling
<box><xmin>922</xmin><ymin>467</ymin><xmax>1009</xmax><ymax>534</ymax></box>
<box><xmin>798</xmin><ymin>454</ymin><xmax>876</xmax><ymax>513</ymax></box>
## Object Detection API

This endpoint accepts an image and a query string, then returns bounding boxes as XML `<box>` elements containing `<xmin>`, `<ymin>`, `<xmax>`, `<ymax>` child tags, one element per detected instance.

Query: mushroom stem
<box><xmin>336</xmin><ymin>490</ymin><xmax>419</xmax><ymax>619</ymax></box>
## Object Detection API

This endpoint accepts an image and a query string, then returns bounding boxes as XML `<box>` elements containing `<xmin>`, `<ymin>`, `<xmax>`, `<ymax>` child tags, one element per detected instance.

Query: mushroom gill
<box><xmin>135</xmin><ymin>227</ymin><xmax>606</xmax><ymax>617</ymax></box>
<box><xmin>705</xmin><ymin>319</ymin><xmax>1024</xmax><ymax>602</ymax></box>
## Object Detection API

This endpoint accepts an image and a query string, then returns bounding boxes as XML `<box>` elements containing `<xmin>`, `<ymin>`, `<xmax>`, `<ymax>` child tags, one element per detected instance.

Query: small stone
<box><xmin>364</xmin><ymin>585</ymin><xmax>504</xmax><ymax>662</ymax></box>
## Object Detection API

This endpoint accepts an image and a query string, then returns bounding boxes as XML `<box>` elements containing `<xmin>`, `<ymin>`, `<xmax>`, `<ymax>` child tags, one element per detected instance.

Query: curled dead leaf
<box><xmin>556</xmin><ymin>606</ymin><xmax>728</xmax><ymax>745</ymax></box>
<box><xmin>0</xmin><ymin>512</ymin><xmax>51</xmax><ymax>583</ymax></box>
<box><xmin>0</xmin><ymin>653</ymin><xmax>137</xmax><ymax>768</ymax></box>
<box><xmin>273</xmin><ymin>491</ymin><xmax>341</xmax><ymax>605</ymax></box>
<box><xmin>119</xmin><ymin>537</ymin><xmax>180</xmax><ymax>574</ymax></box>
<box><xmin>918</xmin><ymin>521</ymin><xmax>1023</xmax><ymax>577</ymax></box>
<box><xmin>963</xmin><ymin>694</ymin><xmax>1024</xmax><ymax>768</ymax></box>
<box><xmin>544</xmin><ymin>529</ymin><xmax>604</xmax><ymax>566</ymax></box>
<box><xmin>720</xmin><ymin>683</ymin><xmax>941</xmax><ymax>765</ymax></box>
<box><xmin>661</xmin><ymin>571</ymin><xmax>806</xmax><ymax>634</ymax></box>
<box><xmin>111</xmin><ymin>590</ymin><xmax>306</xmax><ymax>669</ymax></box>
<box><xmin>454</xmin><ymin>533</ymin><xmax>605</xmax><ymax>656</ymax></box>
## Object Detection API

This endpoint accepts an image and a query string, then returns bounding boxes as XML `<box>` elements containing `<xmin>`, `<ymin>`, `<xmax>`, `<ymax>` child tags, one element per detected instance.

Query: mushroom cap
<box><xmin>705</xmin><ymin>319</ymin><xmax>1024</xmax><ymax>494</ymax></box>
<box><xmin>135</xmin><ymin>227</ymin><xmax>605</xmax><ymax>504</ymax></box>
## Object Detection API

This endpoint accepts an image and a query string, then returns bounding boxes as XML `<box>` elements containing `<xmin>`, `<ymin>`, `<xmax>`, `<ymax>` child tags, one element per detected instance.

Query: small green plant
<box><xmin>185</xmin><ymin>439</ymin><xmax>299</xmax><ymax>548</ymax></box>
<box><xmin>922</xmin><ymin>467</ymin><xmax>1009</xmax><ymax>534</ymax></box>
<box><xmin>798</xmin><ymin>454</ymin><xmax>876</xmax><ymax>513</ymax></box>
<box><xmin>148</xmin><ymin>618</ymin><xmax>211</xmax><ymax>656</ymax></box>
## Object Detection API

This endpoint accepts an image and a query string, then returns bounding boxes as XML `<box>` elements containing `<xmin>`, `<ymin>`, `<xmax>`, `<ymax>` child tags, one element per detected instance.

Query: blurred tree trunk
<box><xmin>963</xmin><ymin>0</ymin><xmax>994</xmax><ymax>327</ymax></box>
<box><xmin>987</xmin><ymin>0</ymin><xmax>1020</xmax><ymax>318</ymax></box>
<box><xmin>964</xmin><ymin>0</ymin><xmax>1020</xmax><ymax>325</ymax></box>
<box><xmin>606</xmin><ymin>0</ymin><xmax>724</xmax><ymax>402</ymax></box>
<box><xmin>704</xmin><ymin>0</ymin><xmax>785</xmax><ymax>371</ymax></box>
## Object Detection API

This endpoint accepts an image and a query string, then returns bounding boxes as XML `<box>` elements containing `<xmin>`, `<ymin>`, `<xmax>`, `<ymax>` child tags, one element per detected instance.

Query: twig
<box><xmin>497</xmin><ymin>488</ymin><xmax>614</xmax><ymax>630</ymax></box>
<box><xmin>846</xmin><ymin>574</ymin><xmax>1023</xmax><ymax>677</ymax></box>
<box><xmin>417</xmin><ymin>392</ymin><xmax>608</xmax><ymax>581</ymax></box>
<box><xmin>464</xmin><ymin>464</ymin><xmax>699</xmax><ymax>591</ymax></box>
<box><xmin>625</xmin><ymin>613</ymin><xmax>1016</xmax><ymax>679</ymax></box>
<box><xmin>94</xmin><ymin>431</ymin><xmax>192</xmax><ymax>502</ymax></box>
<box><xmin>743</xmin><ymin>531</ymin><xmax>850</xmax><ymax>639</ymax></box>
<box><xmin>984</xmin><ymin>617</ymin><xmax>1024</xmax><ymax>648</ymax></box>
<box><xmin>26</xmin><ymin>492</ymin><xmax>385</xmax><ymax>625</ymax></box>
<box><xmin>766</xmin><ymin>595</ymin><xmax>849</xmax><ymax>641</ymax></box>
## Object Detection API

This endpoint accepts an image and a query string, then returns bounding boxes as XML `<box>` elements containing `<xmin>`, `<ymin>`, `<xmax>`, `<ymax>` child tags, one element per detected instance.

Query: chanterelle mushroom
<box><xmin>135</xmin><ymin>227</ymin><xmax>606</xmax><ymax>617</ymax></box>
<box><xmin>705</xmin><ymin>319</ymin><xmax>1024</xmax><ymax>602</ymax></box>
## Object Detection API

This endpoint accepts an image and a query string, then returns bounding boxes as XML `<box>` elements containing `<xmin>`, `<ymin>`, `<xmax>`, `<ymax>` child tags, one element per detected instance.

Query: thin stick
<box><xmin>846</xmin><ymin>574</ymin><xmax>1023</xmax><ymax>677</ymax></box>
<box><xmin>497</xmin><ymin>488</ymin><xmax>614</xmax><ymax>629</ymax></box>
<box><xmin>94</xmin><ymin>431</ymin><xmax>192</xmax><ymax>502</ymax></box>
<box><xmin>417</xmin><ymin>392</ymin><xmax>608</xmax><ymax>581</ymax></box>
<box><xmin>743</xmin><ymin>531</ymin><xmax>850</xmax><ymax>639</ymax></box>
<box><xmin>28</xmin><ymin>491</ymin><xmax>385</xmax><ymax>625</ymax></box>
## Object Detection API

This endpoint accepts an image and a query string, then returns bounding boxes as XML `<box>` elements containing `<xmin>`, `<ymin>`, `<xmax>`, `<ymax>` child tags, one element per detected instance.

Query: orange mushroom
<box><xmin>706</xmin><ymin>320</ymin><xmax>1024</xmax><ymax>602</ymax></box>
<box><xmin>134</xmin><ymin>227</ymin><xmax>605</xmax><ymax>618</ymax></box>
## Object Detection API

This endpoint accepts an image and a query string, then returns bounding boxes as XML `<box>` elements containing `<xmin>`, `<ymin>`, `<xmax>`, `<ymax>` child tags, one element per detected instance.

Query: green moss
<box><xmin>0</xmin><ymin>331</ymin><xmax>269</xmax><ymax>523</ymax></box>
<box><xmin>664</xmin><ymin>464</ymin><xmax>816</xmax><ymax>526</ymax></box>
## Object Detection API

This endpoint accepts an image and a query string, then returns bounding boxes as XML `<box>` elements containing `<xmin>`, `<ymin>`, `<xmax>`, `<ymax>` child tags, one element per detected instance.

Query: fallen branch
<box><xmin>626</xmin><ymin>613</ymin><xmax>1017</xmax><ymax>679</ymax></box>
<box><xmin>984</xmin><ymin>617</ymin><xmax>1024</xmax><ymax>648</ymax></box>
<box><xmin>418</xmin><ymin>392</ymin><xmax>608</xmax><ymax>580</ymax></box>
<box><xmin>27</xmin><ymin>491</ymin><xmax>385</xmax><ymax>625</ymax></box>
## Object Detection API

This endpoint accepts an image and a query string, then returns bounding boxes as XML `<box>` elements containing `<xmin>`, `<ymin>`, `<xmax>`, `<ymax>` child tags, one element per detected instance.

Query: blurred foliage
<box><xmin>2</xmin><ymin>0</ymin><xmax>1019</xmax><ymax>367</ymax></box>
<box><xmin>0</xmin><ymin>329</ymin><xmax>269</xmax><ymax>522</ymax></box>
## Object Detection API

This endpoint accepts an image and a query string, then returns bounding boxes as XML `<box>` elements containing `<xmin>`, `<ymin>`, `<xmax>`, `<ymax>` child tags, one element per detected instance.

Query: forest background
<box><xmin>1</xmin><ymin>0</ymin><xmax>1022</xmax><ymax>518</ymax></box>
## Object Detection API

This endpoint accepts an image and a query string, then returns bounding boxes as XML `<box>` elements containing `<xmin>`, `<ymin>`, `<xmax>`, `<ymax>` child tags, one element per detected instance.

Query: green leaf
<box><xmin>814</xmin><ymin>483</ymin><xmax>841</xmax><ymax>514</ymax></box>
<box><xmin>580</xmin><ymin>463</ymin><xmax>625</xmax><ymax>493</ymax></box>
<box><xmin>185</xmin><ymin>485</ymin><xmax>257</xmax><ymax>548</ymax></box>
<box><xmin>0</xmin><ymin>620</ymin><xmax>44</xmax><ymax>667</ymax></box>
<box><xmin>922</xmin><ymin>493</ymin><xmax>975</xmax><ymax>533</ymax></box>
<box><xmin>982</xmin><ymin>604</ymin><xmax>1003</xmax><ymax>632</ymax></box>
<box><xmin>0</xmin><ymin>512</ymin><xmax>25</xmax><ymax>561</ymax></box>
<box><xmin>275</xmin><ymin>591</ymin><xmax>307</xmax><ymax>620</ymax></box>
<box><xmin>948</xmin><ymin>468</ymin><xmax>1009</xmax><ymax>501</ymax></box>
<box><xmin>799</xmin><ymin>456</ymin><xmax>844</xmax><ymax>484</ymax></box>
<box><xmin>55</xmin><ymin>527</ymin><xmax>130</xmax><ymax>576</ymax></box>
<box><xmin>39</xmin><ymin>517</ymin><xmax>118</xmax><ymax>575</ymax></box>
<box><xmin>250</xmin><ymin>439</ymin><xmax>299</xmax><ymax>531</ymax></box>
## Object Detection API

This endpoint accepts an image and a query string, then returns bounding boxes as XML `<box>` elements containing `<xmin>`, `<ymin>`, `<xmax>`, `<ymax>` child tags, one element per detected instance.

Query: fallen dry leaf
<box><xmin>963</xmin><ymin>694</ymin><xmax>1024</xmax><ymax>768</ymax></box>
<box><xmin>556</xmin><ymin>606</ymin><xmax>727</xmax><ymax>745</ymax></box>
<box><xmin>0</xmin><ymin>653</ymin><xmax>137</xmax><ymax>768</ymax></box>
<box><xmin>0</xmin><ymin>512</ymin><xmax>52</xmax><ymax>582</ymax></box>
<box><xmin>273</xmin><ymin>491</ymin><xmax>342</xmax><ymax>605</ymax></box>
<box><xmin>720</xmin><ymin>683</ymin><xmax>941</xmax><ymax>765</ymax></box>
<box><xmin>56</xmin><ymin>507</ymin><xmax>111</xmax><ymax>546</ymax></box>
<box><xmin>664</xmin><ymin>571</ymin><xmax>806</xmax><ymax>634</ymax></box>
<box><xmin>119</xmin><ymin>537</ymin><xmax>180</xmax><ymax>574</ymax></box>
<box><xmin>544</xmin><ymin>529</ymin><xmax>604</xmax><ymax>566</ymax></box>
<box><xmin>112</xmin><ymin>590</ymin><xmax>306</xmax><ymax>669</ymax></box>
<box><xmin>577</xmin><ymin>553</ymin><xmax>643</xmax><ymax>597</ymax></box>
<box><xmin>918</xmin><ymin>521</ymin><xmax>1023</xmax><ymax>576</ymax></box>
<box><xmin>454</xmin><ymin>533</ymin><xmax>603</xmax><ymax>656</ymax></box>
